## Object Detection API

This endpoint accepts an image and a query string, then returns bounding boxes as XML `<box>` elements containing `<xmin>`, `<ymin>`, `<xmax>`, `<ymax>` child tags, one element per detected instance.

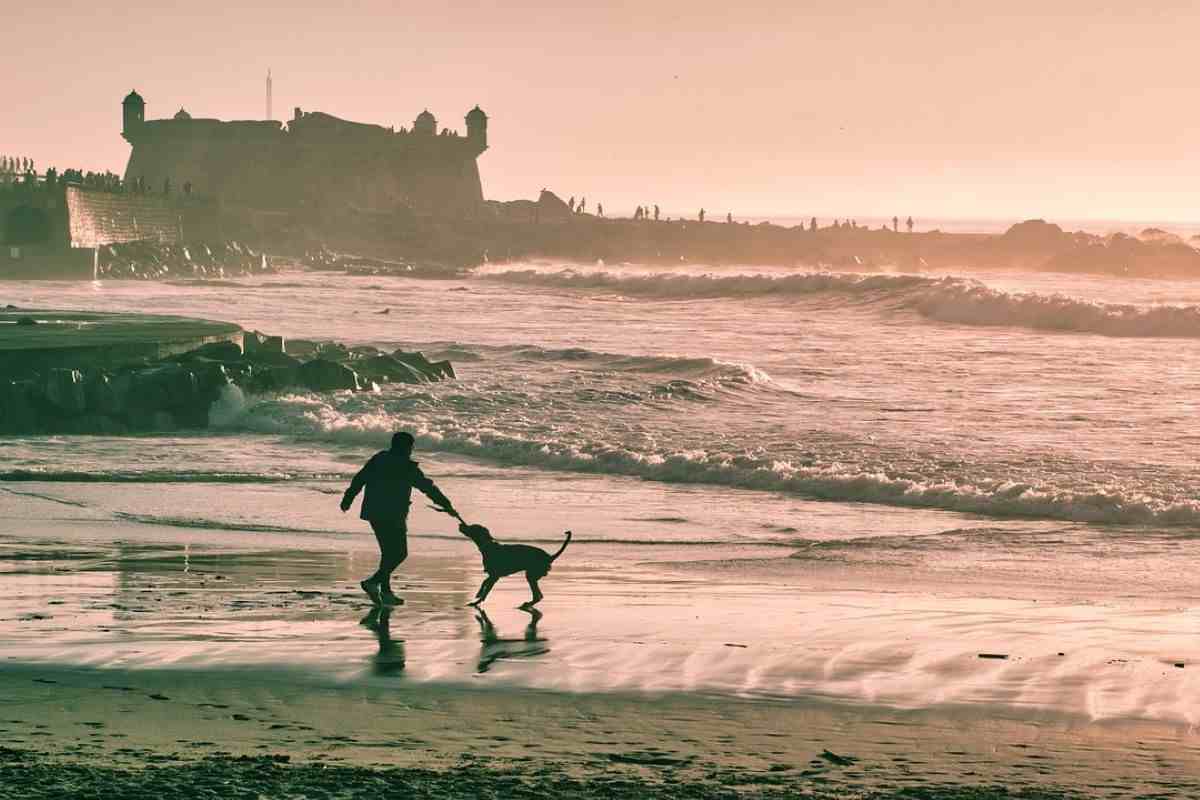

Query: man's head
<box><xmin>390</xmin><ymin>431</ymin><xmax>415</xmax><ymax>456</ymax></box>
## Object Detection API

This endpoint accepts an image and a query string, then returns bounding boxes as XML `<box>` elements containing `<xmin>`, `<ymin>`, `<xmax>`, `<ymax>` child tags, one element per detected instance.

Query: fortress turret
<box><xmin>413</xmin><ymin>109</ymin><xmax>437</xmax><ymax>136</ymax></box>
<box><xmin>466</xmin><ymin>105</ymin><xmax>488</xmax><ymax>150</ymax></box>
<box><xmin>122</xmin><ymin>90</ymin><xmax>145</xmax><ymax>140</ymax></box>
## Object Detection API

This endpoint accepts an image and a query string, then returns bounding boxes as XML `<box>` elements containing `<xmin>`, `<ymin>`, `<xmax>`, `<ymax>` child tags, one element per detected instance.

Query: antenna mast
<box><xmin>266</xmin><ymin>68</ymin><xmax>273</xmax><ymax>120</ymax></box>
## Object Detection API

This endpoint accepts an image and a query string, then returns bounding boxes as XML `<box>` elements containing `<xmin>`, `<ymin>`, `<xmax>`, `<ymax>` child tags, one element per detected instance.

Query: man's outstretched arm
<box><xmin>340</xmin><ymin>456</ymin><xmax>376</xmax><ymax>512</ymax></box>
<box><xmin>413</xmin><ymin>466</ymin><xmax>455</xmax><ymax>513</ymax></box>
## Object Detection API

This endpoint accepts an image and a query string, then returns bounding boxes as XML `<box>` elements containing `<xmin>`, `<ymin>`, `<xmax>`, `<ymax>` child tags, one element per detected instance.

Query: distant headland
<box><xmin>3</xmin><ymin>91</ymin><xmax>1200</xmax><ymax>279</ymax></box>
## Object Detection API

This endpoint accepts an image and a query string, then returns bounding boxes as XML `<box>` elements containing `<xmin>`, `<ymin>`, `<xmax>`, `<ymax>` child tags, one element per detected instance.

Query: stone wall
<box><xmin>65</xmin><ymin>186</ymin><xmax>182</xmax><ymax>247</ymax></box>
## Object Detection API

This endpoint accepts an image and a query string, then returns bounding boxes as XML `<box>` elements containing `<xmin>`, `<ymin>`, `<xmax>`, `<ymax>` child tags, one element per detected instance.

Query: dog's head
<box><xmin>459</xmin><ymin>522</ymin><xmax>496</xmax><ymax>548</ymax></box>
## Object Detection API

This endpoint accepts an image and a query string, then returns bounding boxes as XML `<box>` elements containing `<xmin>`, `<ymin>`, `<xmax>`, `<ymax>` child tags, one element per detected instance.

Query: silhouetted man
<box><xmin>654</xmin><ymin>205</ymin><xmax>660</xmax><ymax>221</ymax></box>
<box><xmin>907</xmin><ymin>216</ymin><xmax>914</xmax><ymax>233</ymax></box>
<box><xmin>698</xmin><ymin>208</ymin><xmax>705</xmax><ymax>223</ymax></box>
<box><xmin>341</xmin><ymin>432</ymin><xmax>457</xmax><ymax>605</ymax></box>
<box><xmin>892</xmin><ymin>215</ymin><xmax>899</xmax><ymax>232</ymax></box>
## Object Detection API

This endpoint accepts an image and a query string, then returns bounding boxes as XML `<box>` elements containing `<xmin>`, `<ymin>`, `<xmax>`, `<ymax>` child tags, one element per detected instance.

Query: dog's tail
<box><xmin>549</xmin><ymin>530</ymin><xmax>572</xmax><ymax>561</ymax></box>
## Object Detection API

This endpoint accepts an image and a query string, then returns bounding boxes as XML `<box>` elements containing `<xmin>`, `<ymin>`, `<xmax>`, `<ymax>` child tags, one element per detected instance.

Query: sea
<box><xmin>6</xmin><ymin>248</ymin><xmax>1200</xmax><ymax>716</ymax></box>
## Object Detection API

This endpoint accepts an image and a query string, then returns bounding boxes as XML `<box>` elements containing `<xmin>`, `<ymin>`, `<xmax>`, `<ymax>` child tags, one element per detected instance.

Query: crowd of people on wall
<box><xmin>564</xmin><ymin>193</ymin><xmax>918</xmax><ymax>233</ymax></box>
<box><xmin>0</xmin><ymin>159</ymin><xmax>197</xmax><ymax>199</ymax></box>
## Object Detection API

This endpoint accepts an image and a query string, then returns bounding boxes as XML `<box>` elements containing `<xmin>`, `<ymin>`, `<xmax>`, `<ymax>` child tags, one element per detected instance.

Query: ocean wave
<box><xmin>0</xmin><ymin>468</ymin><xmax>329</xmax><ymax>484</ymax></box>
<box><xmin>110</xmin><ymin>511</ymin><xmax>745</xmax><ymax>546</ymax></box>
<box><xmin>482</xmin><ymin>268</ymin><xmax>1200</xmax><ymax>339</ymax></box>
<box><xmin>211</xmin><ymin>392</ymin><xmax>1200</xmax><ymax>527</ymax></box>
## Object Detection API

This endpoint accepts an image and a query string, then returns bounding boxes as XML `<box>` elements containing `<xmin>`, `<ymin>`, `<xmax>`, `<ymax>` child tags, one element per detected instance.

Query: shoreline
<box><xmin>2</xmin><ymin>660</ymin><xmax>1197</xmax><ymax>798</ymax></box>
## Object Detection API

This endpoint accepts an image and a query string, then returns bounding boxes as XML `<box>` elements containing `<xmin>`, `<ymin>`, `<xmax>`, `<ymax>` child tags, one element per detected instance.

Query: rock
<box><xmin>131</xmin><ymin>365</ymin><xmax>198</xmax><ymax>412</ymax></box>
<box><xmin>84</xmin><ymin>371</ymin><xmax>132</xmax><ymax>416</ymax></box>
<box><xmin>354</xmin><ymin>355</ymin><xmax>427</xmax><ymax>384</ymax></box>
<box><xmin>297</xmin><ymin>359</ymin><xmax>360</xmax><ymax>392</ymax></box>
<box><xmin>248</xmin><ymin>364</ymin><xmax>300</xmax><ymax>392</ymax></box>
<box><xmin>391</xmin><ymin>350</ymin><xmax>455</xmax><ymax>381</ymax></box>
<box><xmin>428</xmin><ymin>359</ymin><xmax>456</xmax><ymax>379</ymax></box>
<box><xmin>0</xmin><ymin>380</ymin><xmax>37</xmax><ymax>433</ymax></box>
<box><xmin>314</xmin><ymin>342</ymin><xmax>351</xmax><ymax>362</ymax></box>
<box><xmin>284</xmin><ymin>339</ymin><xmax>320</xmax><ymax>357</ymax></box>
<box><xmin>181</xmin><ymin>340</ymin><xmax>243</xmax><ymax>362</ymax></box>
<box><xmin>244</xmin><ymin>330</ymin><xmax>285</xmax><ymax>357</ymax></box>
<box><xmin>39</xmin><ymin>369</ymin><xmax>87</xmax><ymax>415</ymax></box>
<box><xmin>243</xmin><ymin>349</ymin><xmax>302</xmax><ymax>368</ymax></box>
<box><xmin>192</xmin><ymin>362</ymin><xmax>231</xmax><ymax>400</ymax></box>
<box><xmin>15</xmin><ymin>316</ymin><xmax>37</xmax><ymax>326</ymax></box>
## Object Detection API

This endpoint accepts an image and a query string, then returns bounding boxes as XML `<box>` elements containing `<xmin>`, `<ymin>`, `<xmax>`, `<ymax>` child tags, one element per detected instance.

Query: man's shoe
<box><xmin>379</xmin><ymin>589</ymin><xmax>405</xmax><ymax>607</ymax></box>
<box><xmin>360</xmin><ymin>579</ymin><xmax>383</xmax><ymax>606</ymax></box>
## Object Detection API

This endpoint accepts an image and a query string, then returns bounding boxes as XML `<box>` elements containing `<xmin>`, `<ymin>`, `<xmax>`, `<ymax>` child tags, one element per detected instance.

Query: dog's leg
<box><xmin>520</xmin><ymin>573</ymin><xmax>544</xmax><ymax>608</ymax></box>
<box><xmin>469</xmin><ymin>575</ymin><xmax>498</xmax><ymax>607</ymax></box>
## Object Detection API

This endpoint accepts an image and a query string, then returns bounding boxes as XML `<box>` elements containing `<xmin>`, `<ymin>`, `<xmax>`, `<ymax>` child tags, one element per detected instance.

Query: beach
<box><xmin>4</xmin><ymin>265</ymin><xmax>1200</xmax><ymax>796</ymax></box>
<box><xmin>4</xmin><ymin>462</ymin><xmax>1200</xmax><ymax>797</ymax></box>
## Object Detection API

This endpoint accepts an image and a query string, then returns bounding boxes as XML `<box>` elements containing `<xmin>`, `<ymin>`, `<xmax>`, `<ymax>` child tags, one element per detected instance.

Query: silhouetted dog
<box><xmin>459</xmin><ymin>523</ymin><xmax>571</xmax><ymax>607</ymax></box>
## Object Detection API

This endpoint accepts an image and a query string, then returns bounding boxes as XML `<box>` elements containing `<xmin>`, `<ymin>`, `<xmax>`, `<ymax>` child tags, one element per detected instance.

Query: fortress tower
<box><xmin>413</xmin><ymin>109</ymin><xmax>437</xmax><ymax>136</ymax></box>
<box><xmin>121</xmin><ymin>90</ymin><xmax>145</xmax><ymax>139</ymax></box>
<box><xmin>466</xmin><ymin>106</ymin><xmax>488</xmax><ymax>150</ymax></box>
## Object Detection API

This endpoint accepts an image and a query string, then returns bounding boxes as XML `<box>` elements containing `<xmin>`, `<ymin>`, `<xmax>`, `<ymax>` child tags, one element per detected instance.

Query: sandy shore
<box><xmin>4</xmin><ymin>484</ymin><xmax>1200</xmax><ymax>796</ymax></box>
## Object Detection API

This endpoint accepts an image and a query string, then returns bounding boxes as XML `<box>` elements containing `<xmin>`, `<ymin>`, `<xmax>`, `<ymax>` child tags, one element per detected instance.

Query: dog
<box><xmin>459</xmin><ymin>522</ymin><xmax>571</xmax><ymax>608</ymax></box>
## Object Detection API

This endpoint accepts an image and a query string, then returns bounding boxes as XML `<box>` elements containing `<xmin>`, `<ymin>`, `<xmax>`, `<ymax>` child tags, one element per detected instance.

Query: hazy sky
<box><xmin>4</xmin><ymin>1</ymin><xmax>1198</xmax><ymax>221</ymax></box>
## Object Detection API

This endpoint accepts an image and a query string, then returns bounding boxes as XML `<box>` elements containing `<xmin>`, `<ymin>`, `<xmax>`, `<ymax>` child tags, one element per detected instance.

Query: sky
<box><xmin>3</xmin><ymin>0</ymin><xmax>1198</xmax><ymax>222</ymax></box>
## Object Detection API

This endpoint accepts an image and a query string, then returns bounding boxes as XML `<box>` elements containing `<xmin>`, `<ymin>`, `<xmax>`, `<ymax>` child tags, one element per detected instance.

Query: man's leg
<box><xmin>376</xmin><ymin>519</ymin><xmax>409</xmax><ymax>603</ymax></box>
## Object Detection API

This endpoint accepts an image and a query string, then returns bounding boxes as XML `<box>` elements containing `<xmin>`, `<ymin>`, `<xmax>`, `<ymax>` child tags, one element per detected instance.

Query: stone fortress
<box><xmin>120</xmin><ymin>90</ymin><xmax>488</xmax><ymax>216</ymax></box>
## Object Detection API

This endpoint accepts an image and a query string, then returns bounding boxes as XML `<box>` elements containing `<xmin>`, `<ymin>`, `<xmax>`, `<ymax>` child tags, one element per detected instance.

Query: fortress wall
<box><xmin>65</xmin><ymin>186</ymin><xmax>182</xmax><ymax>247</ymax></box>
<box><xmin>123</xmin><ymin>113</ymin><xmax>484</xmax><ymax>218</ymax></box>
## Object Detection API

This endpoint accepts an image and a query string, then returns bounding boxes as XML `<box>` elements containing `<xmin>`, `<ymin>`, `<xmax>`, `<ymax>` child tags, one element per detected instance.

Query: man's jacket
<box><xmin>343</xmin><ymin>451</ymin><xmax>451</xmax><ymax>521</ymax></box>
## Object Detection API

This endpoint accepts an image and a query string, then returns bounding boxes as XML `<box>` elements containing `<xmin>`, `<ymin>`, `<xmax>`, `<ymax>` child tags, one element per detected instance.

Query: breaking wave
<box><xmin>482</xmin><ymin>268</ymin><xmax>1200</xmax><ymax>339</ymax></box>
<box><xmin>210</xmin><ymin>392</ymin><xmax>1200</xmax><ymax>528</ymax></box>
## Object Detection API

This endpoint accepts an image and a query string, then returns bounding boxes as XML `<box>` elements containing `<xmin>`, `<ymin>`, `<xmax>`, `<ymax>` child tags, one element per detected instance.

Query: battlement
<box><xmin>120</xmin><ymin>90</ymin><xmax>489</xmax><ymax>216</ymax></box>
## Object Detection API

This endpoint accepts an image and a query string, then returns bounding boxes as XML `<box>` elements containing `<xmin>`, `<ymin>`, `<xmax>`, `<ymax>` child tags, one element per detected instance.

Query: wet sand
<box><xmin>3</xmin><ymin>508</ymin><xmax>1200</xmax><ymax>797</ymax></box>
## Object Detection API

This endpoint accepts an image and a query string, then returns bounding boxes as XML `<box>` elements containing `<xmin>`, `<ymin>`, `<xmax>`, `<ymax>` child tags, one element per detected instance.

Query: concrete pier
<box><xmin>0</xmin><ymin>310</ymin><xmax>243</xmax><ymax>375</ymax></box>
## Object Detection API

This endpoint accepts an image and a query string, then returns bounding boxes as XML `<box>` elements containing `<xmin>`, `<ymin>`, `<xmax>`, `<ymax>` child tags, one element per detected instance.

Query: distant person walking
<box><xmin>341</xmin><ymin>432</ymin><xmax>457</xmax><ymax>606</ymax></box>
<box><xmin>906</xmin><ymin>216</ymin><xmax>914</xmax><ymax>233</ymax></box>
<box><xmin>654</xmin><ymin>205</ymin><xmax>660</xmax><ymax>221</ymax></box>
<box><xmin>892</xmin><ymin>216</ymin><xmax>899</xmax><ymax>232</ymax></box>
<box><xmin>698</xmin><ymin>208</ymin><xmax>705</xmax><ymax>223</ymax></box>
<box><xmin>726</xmin><ymin>212</ymin><xmax>733</xmax><ymax>224</ymax></box>
<box><xmin>597</xmin><ymin>203</ymin><xmax>604</xmax><ymax>217</ymax></box>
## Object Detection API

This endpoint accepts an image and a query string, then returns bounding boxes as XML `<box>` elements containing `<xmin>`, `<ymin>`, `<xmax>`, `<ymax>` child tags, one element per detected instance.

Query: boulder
<box><xmin>297</xmin><ymin>359</ymin><xmax>360</xmax><ymax>392</ymax></box>
<box><xmin>131</xmin><ymin>365</ymin><xmax>199</xmax><ymax>412</ymax></box>
<box><xmin>244</xmin><ymin>330</ymin><xmax>285</xmax><ymax>358</ymax></box>
<box><xmin>355</xmin><ymin>355</ymin><xmax>427</xmax><ymax>384</ymax></box>
<box><xmin>0</xmin><ymin>380</ymin><xmax>37</xmax><ymax>433</ymax></box>
<box><xmin>247</xmin><ymin>363</ymin><xmax>301</xmax><ymax>392</ymax></box>
<box><xmin>428</xmin><ymin>359</ymin><xmax>456</xmax><ymax>380</ymax></box>
<box><xmin>39</xmin><ymin>369</ymin><xmax>87</xmax><ymax>415</ymax></box>
<box><xmin>244</xmin><ymin>349</ymin><xmax>303</xmax><ymax>368</ymax></box>
<box><xmin>192</xmin><ymin>362</ymin><xmax>231</xmax><ymax>401</ymax></box>
<box><xmin>84</xmin><ymin>371</ymin><xmax>132</xmax><ymax>416</ymax></box>
<box><xmin>314</xmin><ymin>342</ymin><xmax>352</xmax><ymax>362</ymax></box>
<box><xmin>284</xmin><ymin>339</ymin><xmax>320</xmax><ymax>358</ymax></box>
<box><xmin>391</xmin><ymin>350</ymin><xmax>455</xmax><ymax>380</ymax></box>
<box><xmin>181</xmin><ymin>340</ymin><xmax>243</xmax><ymax>362</ymax></box>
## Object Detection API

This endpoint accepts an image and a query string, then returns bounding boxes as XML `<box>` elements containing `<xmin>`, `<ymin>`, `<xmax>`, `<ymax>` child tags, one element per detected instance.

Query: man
<box><xmin>341</xmin><ymin>432</ymin><xmax>457</xmax><ymax>605</ymax></box>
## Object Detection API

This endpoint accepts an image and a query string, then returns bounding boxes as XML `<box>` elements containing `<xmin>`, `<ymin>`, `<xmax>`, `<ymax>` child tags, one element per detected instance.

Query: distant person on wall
<box><xmin>598</xmin><ymin>203</ymin><xmax>604</xmax><ymax>217</ymax></box>
<box><xmin>699</xmin><ymin>208</ymin><xmax>705</xmax><ymax>223</ymax></box>
<box><xmin>907</xmin><ymin>216</ymin><xmax>914</xmax><ymax>233</ymax></box>
<box><xmin>726</xmin><ymin>212</ymin><xmax>732</xmax><ymax>224</ymax></box>
<box><xmin>892</xmin><ymin>216</ymin><xmax>899</xmax><ymax>232</ymax></box>
<box><xmin>341</xmin><ymin>432</ymin><xmax>458</xmax><ymax>606</ymax></box>
<box><xmin>654</xmin><ymin>205</ymin><xmax>660</xmax><ymax>221</ymax></box>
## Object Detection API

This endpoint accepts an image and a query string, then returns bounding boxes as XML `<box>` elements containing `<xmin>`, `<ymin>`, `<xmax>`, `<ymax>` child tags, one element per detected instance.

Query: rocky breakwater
<box><xmin>97</xmin><ymin>240</ymin><xmax>276</xmax><ymax>280</ymax></box>
<box><xmin>0</xmin><ymin>327</ymin><xmax>455</xmax><ymax>435</ymax></box>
